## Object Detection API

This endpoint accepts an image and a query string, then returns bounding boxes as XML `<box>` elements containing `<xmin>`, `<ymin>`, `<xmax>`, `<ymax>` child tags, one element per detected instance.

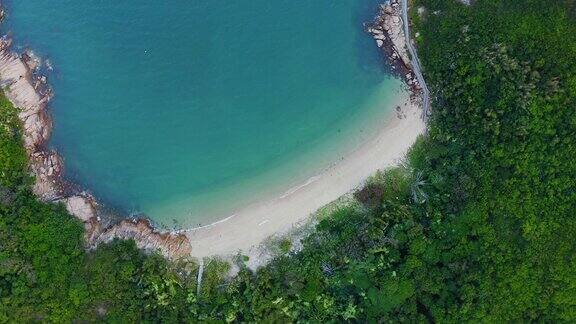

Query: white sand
<box><xmin>185</xmin><ymin>92</ymin><xmax>425</xmax><ymax>257</ymax></box>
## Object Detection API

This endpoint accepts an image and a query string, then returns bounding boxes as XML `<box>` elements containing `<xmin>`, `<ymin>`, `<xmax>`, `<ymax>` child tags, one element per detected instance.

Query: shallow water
<box><xmin>4</xmin><ymin>0</ymin><xmax>403</xmax><ymax>228</ymax></box>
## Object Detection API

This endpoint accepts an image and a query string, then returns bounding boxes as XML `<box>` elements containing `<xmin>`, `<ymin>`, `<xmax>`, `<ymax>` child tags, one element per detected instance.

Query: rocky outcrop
<box><xmin>0</xmin><ymin>32</ymin><xmax>192</xmax><ymax>260</ymax></box>
<box><xmin>367</xmin><ymin>1</ymin><xmax>411</xmax><ymax>70</ymax></box>
<box><xmin>62</xmin><ymin>194</ymin><xmax>98</xmax><ymax>222</ymax></box>
<box><xmin>0</xmin><ymin>38</ymin><xmax>52</xmax><ymax>151</ymax></box>
<box><xmin>29</xmin><ymin>150</ymin><xmax>64</xmax><ymax>201</ymax></box>
<box><xmin>92</xmin><ymin>218</ymin><xmax>192</xmax><ymax>258</ymax></box>
<box><xmin>366</xmin><ymin>1</ymin><xmax>424</xmax><ymax>100</ymax></box>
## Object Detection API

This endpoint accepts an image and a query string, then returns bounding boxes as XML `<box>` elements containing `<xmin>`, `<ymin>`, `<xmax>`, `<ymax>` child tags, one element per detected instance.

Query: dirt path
<box><xmin>400</xmin><ymin>0</ymin><xmax>431</xmax><ymax>117</ymax></box>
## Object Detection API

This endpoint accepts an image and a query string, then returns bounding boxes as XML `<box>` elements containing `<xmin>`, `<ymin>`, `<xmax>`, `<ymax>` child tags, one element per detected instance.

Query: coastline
<box><xmin>366</xmin><ymin>0</ymin><xmax>426</xmax><ymax>107</ymax></box>
<box><xmin>148</xmin><ymin>79</ymin><xmax>405</xmax><ymax>229</ymax></box>
<box><xmin>0</xmin><ymin>1</ymin><xmax>426</xmax><ymax>262</ymax></box>
<box><xmin>0</xmin><ymin>9</ymin><xmax>192</xmax><ymax>259</ymax></box>
<box><xmin>185</xmin><ymin>91</ymin><xmax>424</xmax><ymax>258</ymax></box>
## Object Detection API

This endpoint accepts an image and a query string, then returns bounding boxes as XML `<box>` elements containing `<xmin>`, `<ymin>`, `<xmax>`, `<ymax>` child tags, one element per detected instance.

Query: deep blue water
<box><xmin>4</xmin><ymin>0</ymin><xmax>403</xmax><ymax>227</ymax></box>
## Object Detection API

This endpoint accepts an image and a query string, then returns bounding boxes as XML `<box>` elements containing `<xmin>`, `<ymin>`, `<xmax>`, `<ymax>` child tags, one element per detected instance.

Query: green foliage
<box><xmin>1</xmin><ymin>0</ymin><xmax>575</xmax><ymax>321</ymax></box>
<box><xmin>0</xmin><ymin>94</ymin><xmax>27</xmax><ymax>189</ymax></box>
<box><xmin>0</xmin><ymin>91</ymin><xmax>196</xmax><ymax>322</ymax></box>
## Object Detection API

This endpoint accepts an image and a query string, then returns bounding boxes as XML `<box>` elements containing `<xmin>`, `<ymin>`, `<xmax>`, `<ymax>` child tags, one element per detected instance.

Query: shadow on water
<box><xmin>351</xmin><ymin>0</ymin><xmax>393</xmax><ymax>76</ymax></box>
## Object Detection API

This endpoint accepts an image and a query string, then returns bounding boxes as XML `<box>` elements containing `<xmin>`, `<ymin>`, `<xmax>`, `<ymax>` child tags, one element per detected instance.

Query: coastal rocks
<box><xmin>373</xmin><ymin>33</ymin><xmax>386</xmax><ymax>40</ymax></box>
<box><xmin>92</xmin><ymin>219</ymin><xmax>192</xmax><ymax>260</ymax></box>
<box><xmin>367</xmin><ymin>1</ymin><xmax>429</xmax><ymax>112</ymax></box>
<box><xmin>22</xmin><ymin>50</ymin><xmax>41</xmax><ymax>72</ymax></box>
<box><xmin>64</xmin><ymin>194</ymin><xmax>97</xmax><ymax>222</ymax></box>
<box><xmin>405</xmin><ymin>72</ymin><xmax>421</xmax><ymax>89</ymax></box>
<box><xmin>0</xmin><ymin>37</ymin><xmax>64</xmax><ymax>200</ymax></box>
<box><xmin>29</xmin><ymin>150</ymin><xmax>64</xmax><ymax>200</ymax></box>
<box><xmin>0</xmin><ymin>38</ymin><xmax>52</xmax><ymax>150</ymax></box>
<box><xmin>0</xmin><ymin>32</ymin><xmax>193</xmax><ymax>260</ymax></box>
<box><xmin>21</xmin><ymin>109</ymin><xmax>52</xmax><ymax>149</ymax></box>
<box><xmin>367</xmin><ymin>1</ymin><xmax>412</xmax><ymax>71</ymax></box>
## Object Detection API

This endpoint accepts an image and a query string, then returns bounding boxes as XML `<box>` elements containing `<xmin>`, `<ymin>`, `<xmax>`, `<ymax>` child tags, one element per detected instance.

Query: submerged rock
<box><xmin>22</xmin><ymin>49</ymin><xmax>41</xmax><ymax>72</ymax></box>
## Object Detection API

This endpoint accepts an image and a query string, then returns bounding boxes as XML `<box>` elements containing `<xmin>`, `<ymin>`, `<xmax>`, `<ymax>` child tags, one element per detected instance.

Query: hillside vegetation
<box><xmin>1</xmin><ymin>0</ymin><xmax>575</xmax><ymax>321</ymax></box>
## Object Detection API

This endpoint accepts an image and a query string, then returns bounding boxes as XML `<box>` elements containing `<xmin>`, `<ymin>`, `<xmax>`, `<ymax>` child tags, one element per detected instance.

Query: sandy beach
<box><xmin>185</xmin><ymin>91</ymin><xmax>425</xmax><ymax>257</ymax></box>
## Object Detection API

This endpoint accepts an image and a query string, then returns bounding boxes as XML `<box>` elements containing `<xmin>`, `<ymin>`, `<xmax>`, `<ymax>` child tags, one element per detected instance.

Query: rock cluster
<box><xmin>366</xmin><ymin>1</ymin><xmax>423</xmax><ymax>95</ymax></box>
<box><xmin>91</xmin><ymin>218</ymin><xmax>192</xmax><ymax>258</ymax></box>
<box><xmin>0</xmin><ymin>38</ymin><xmax>51</xmax><ymax>149</ymax></box>
<box><xmin>29</xmin><ymin>150</ymin><xmax>64</xmax><ymax>201</ymax></box>
<box><xmin>0</xmin><ymin>35</ymin><xmax>192</xmax><ymax>260</ymax></box>
<box><xmin>405</xmin><ymin>72</ymin><xmax>421</xmax><ymax>90</ymax></box>
<box><xmin>367</xmin><ymin>1</ymin><xmax>411</xmax><ymax>71</ymax></box>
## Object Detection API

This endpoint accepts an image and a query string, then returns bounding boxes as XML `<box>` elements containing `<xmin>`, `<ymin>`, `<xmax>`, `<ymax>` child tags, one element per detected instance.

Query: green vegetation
<box><xmin>1</xmin><ymin>0</ymin><xmax>575</xmax><ymax>321</ymax></box>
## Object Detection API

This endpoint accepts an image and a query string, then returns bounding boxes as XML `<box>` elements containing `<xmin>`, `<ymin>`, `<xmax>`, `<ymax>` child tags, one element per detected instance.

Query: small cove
<box><xmin>3</xmin><ymin>0</ymin><xmax>405</xmax><ymax>228</ymax></box>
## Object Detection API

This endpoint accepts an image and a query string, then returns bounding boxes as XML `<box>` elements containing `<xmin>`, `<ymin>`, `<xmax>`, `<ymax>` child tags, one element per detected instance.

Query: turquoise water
<box><xmin>4</xmin><ymin>0</ymin><xmax>403</xmax><ymax>228</ymax></box>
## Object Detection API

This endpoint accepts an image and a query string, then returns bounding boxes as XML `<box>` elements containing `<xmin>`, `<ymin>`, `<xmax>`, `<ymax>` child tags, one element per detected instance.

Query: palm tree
<box><xmin>411</xmin><ymin>171</ymin><xmax>428</xmax><ymax>204</ymax></box>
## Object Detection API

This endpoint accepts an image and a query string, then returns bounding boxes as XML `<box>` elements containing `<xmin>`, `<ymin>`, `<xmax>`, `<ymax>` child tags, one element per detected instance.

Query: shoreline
<box><xmin>159</xmin><ymin>81</ymin><xmax>404</xmax><ymax>230</ymax></box>
<box><xmin>0</xmin><ymin>9</ymin><xmax>192</xmax><ymax>259</ymax></box>
<box><xmin>185</xmin><ymin>91</ymin><xmax>424</xmax><ymax>258</ymax></box>
<box><xmin>0</xmin><ymin>1</ymin><xmax>426</xmax><ymax>262</ymax></box>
